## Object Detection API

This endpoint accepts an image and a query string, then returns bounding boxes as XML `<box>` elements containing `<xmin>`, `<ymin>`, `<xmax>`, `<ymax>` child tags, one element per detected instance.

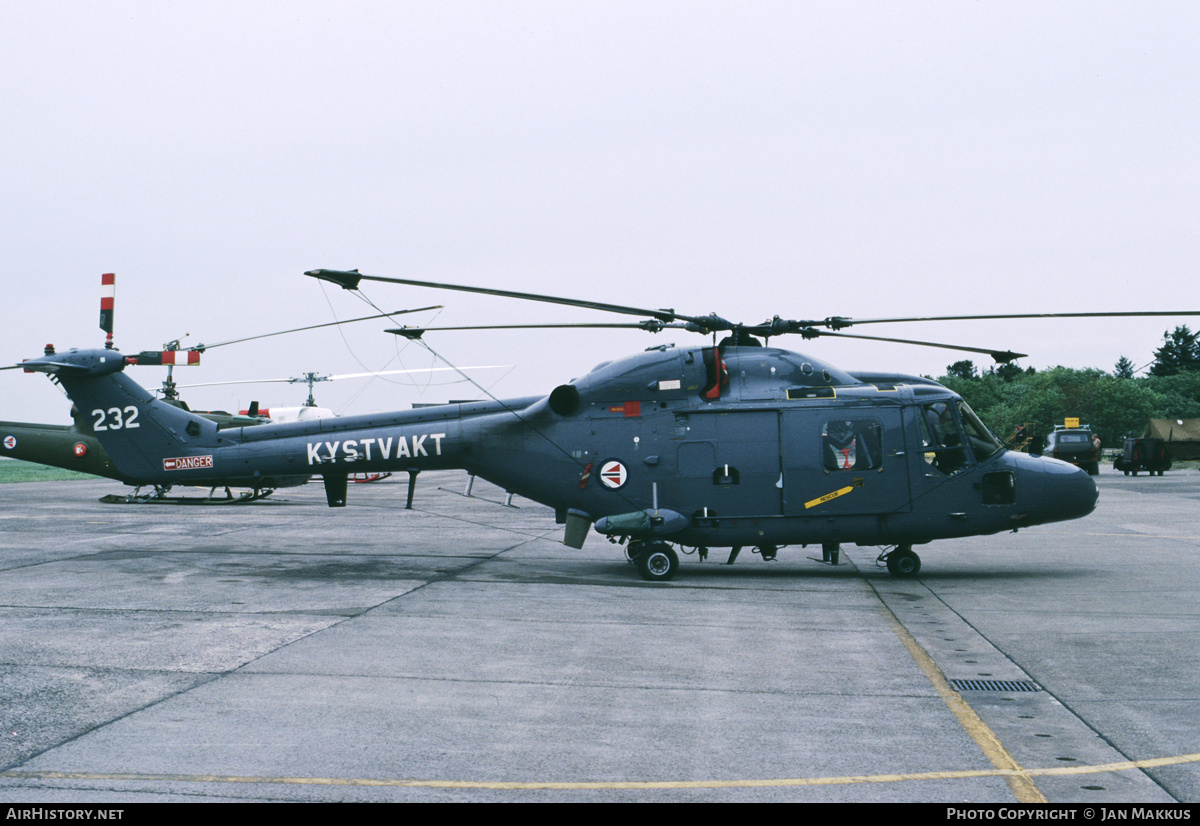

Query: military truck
<box><xmin>1044</xmin><ymin>423</ymin><xmax>1101</xmax><ymax>476</ymax></box>
<box><xmin>1113</xmin><ymin>437</ymin><xmax>1170</xmax><ymax>476</ymax></box>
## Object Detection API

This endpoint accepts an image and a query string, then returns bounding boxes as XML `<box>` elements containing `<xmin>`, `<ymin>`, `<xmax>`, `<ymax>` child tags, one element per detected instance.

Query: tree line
<box><xmin>935</xmin><ymin>326</ymin><xmax>1200</xmax><ymax>448</ymax></box>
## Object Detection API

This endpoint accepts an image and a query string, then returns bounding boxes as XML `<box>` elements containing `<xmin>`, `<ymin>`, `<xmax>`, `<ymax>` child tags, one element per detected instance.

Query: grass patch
<box><xmin>0</xmin><ymin>459</ymin><xmax>96</xmax><ymax>483</ymax></box>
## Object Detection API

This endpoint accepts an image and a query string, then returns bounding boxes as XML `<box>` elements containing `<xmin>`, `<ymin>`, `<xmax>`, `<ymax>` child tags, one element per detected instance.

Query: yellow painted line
<box><xmin>1094</xmin><ymin>533</ymin><xmax>1200</xmax><ymax>540</ymax></box>
<box><xmin>1028</xmin><ymin>753</ymin><xmax>1200</xmax><ymax>775</ymax></box>
<box><xmin>805</xmin><ymin>486</ymin><xmax>853</xmax><ymax>509</ymax></box>
<box><xmin>872</xmin><ymin>593</ymin><xmax>1047</xmax><ymax>803</ymax></box>
<box><xmin>1038</xmin><ymin>532</ymin><xmax>1200</xmax><ymax>540</ymax></box>
<box><xmin>4</xmin><ymin>754</ymin><xmax>1200</xmax><ymax>791</ymax></box>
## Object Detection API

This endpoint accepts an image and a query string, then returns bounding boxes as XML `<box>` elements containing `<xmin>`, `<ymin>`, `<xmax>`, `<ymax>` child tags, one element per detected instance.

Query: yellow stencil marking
<box><xmin>805</xmin><ymin>486</ymin><xmax>853</xmax><ymax>509</ymax></box>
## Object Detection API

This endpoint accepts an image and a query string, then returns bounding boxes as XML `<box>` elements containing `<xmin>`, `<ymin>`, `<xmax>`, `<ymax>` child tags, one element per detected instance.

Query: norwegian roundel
<box><xmin>3</xmin><ymin>435</ymin><xmax>15</xmax><ymax>450</ymax></box>
<box><xmin>598</xmin><ymin>460</ymin><xmax>628</xmax><ymax>490</ymax></box>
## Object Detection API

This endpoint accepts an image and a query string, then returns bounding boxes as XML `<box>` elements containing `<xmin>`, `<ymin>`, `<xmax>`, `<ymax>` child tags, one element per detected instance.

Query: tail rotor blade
<box><xmin>99</xmin><ymin>273</ymin><xmax>115</xmax><ymax>348</ymax></box>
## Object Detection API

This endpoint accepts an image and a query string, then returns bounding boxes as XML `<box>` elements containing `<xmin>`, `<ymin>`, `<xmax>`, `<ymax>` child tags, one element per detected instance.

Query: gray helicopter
<box><xmin>25</xmin><ymin>267</ymin><xmax>1188</xmax><ymax>581</ymax></box>
<box><xmin>2</xmin><ymin>273</ymin><xmax>442</xmax><ymax>502</ymax></box>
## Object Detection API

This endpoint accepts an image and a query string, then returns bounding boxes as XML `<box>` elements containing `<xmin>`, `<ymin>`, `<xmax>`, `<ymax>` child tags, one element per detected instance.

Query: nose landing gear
<box><xmin>881</xmin><ymin>545</ymin><xmax>921</xmax><ymax>577</ymax></box>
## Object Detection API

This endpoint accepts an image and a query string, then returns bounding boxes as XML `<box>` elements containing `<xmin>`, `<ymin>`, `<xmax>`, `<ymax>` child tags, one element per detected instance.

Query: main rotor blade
<box><xmin>305</xmin><ymin>269</ymin><xmax>730</xmax><ymax>329</ymax></box>
<box><xmin>815</xmin><ymin>310</ymin><xmax>1200</xmax><ymax>329</ymax></box>
<box><xmin>188</xmin><ymin>306</ymin><xmax>442</xmax><ymax>351</ymax></box>
<box><xmin>386</xmin><ymin>322</ymin><xmax>688</xmax><ymax>339</ymax></box>
<box><xmin>172</xmin><ymin>365</ymin><xmax>507</xmax><ymax>390</ymax></box>
<box><xmin>802</xmin><ymin>329</ymin><xmax>1027</xmax><ymax>363</ymax></box>
<box><xmin>320</xmin><ymin>365</ymin><xmax>508</xmax><ymax>381</ymax></box>
<box><xmin>304</xmin><ymin>267</ymin><xmax>1199</xmax><ymax>359</ymax></box>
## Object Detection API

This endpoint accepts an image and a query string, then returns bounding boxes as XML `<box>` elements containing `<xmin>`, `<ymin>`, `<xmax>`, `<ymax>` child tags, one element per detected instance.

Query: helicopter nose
<box><xmin>1041</xmin><ymin>459</ymin><xmax>1099</xmax><ymax>522</ymax></box>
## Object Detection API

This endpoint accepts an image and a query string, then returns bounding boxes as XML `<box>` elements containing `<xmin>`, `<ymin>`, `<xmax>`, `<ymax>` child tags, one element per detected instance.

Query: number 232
<box><xmin>92</xmin><ymin>407</ymin><xmax>140</xmax><ymax>431</ymax></box>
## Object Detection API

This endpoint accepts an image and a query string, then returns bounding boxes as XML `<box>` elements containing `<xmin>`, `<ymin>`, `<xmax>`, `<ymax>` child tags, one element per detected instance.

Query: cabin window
<box><xmin>822</xmin><ymin>419</ymin><xmax>883</xmax><ymax>471</ymax></box>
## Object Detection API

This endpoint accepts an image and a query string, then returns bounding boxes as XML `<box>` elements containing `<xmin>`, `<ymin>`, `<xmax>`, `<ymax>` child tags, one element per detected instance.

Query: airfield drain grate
<box><xmin>949</xmin><ymin>679</ymin><xmax>1041</xmax><ymax>693</ymax></box>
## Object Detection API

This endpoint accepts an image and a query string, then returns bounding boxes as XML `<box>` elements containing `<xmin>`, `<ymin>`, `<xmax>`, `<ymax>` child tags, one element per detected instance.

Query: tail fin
<box><xmin>21</xmin><ymin>347</ymin><xmax>225</xmax><ymax>482</ymax></box>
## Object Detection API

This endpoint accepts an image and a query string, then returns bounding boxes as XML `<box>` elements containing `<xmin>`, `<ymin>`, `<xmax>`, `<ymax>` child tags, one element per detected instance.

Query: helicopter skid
<box><xmin>438</xmin><ymin>474</ymin><xmax>520</xmax><ymax>508</ymax></box>
<box><xmin>100</xmin><ymin>487</ymin><xmax>277</xmax><ymax>505</ymax></box>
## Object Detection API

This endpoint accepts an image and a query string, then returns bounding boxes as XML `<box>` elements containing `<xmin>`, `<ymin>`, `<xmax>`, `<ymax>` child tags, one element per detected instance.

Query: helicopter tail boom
<box><xmin>22</xmin><ymin>348</ymin><xmax>226</xmax><ymax>483</ymax></box>
<box><xmin>18</xmin><ymin>346</ymin><xmax>493</xmax><ymax>500</ymax></box>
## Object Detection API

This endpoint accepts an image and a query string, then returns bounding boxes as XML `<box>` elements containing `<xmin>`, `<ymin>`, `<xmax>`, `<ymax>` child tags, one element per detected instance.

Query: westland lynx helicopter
<box><xmin>17</xmin><ymin>268</ymin><xmax>1195</xmax><ymax>579</ymax></box>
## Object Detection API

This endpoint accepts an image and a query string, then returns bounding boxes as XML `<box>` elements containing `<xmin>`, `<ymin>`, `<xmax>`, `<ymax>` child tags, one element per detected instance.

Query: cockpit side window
<box><xmin>958</xmin><ymin>401</ymin><xmax>1003</xmax><ymax>462</ymax></box>
<box><xmin>918</xmin><ymin>401</ymin><xmax>969</xmax><ymax>476</ymax></box>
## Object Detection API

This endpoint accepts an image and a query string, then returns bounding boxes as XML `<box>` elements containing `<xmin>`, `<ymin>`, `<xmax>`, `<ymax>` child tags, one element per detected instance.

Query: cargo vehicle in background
<box><xmin>1113</xmin><ymin>437</ymin><xmax>1171</xmax><ymax>476</ymax></box>
<box><xmin>1043</xmin><ymin>421</ymin><xmax>1101</xmax><ymax>476</ymax></box>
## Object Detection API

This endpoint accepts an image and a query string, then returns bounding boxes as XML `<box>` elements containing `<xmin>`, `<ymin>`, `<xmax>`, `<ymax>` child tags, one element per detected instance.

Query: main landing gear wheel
<box><xmin>886</xmin><ymin>547</ymin><xmax>921</xmax><ymax>577</ymax></box>
<box><xmin>632</xmin><ymin>542</ymin><xmax>679</xmax><ymax>582</ymax></box>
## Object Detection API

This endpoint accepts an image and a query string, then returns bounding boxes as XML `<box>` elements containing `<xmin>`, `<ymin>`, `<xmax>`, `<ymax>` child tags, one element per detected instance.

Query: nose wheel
<box><xmin>884</xmin><ymin>546</ymin><xmax>921</xmax><ymax>577</ymax></box>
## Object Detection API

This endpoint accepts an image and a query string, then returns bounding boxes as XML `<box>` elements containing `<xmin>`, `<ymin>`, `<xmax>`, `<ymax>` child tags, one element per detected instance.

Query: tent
<box><xmin>1142</xmin><ymin>419</ymin><xmax>1200</xmax><ymax>460</ymax></box>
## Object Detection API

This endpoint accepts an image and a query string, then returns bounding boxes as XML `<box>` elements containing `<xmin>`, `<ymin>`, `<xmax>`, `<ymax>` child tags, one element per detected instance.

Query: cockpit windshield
<box><xmin>958</xmin><ymin>401</ymin><xmax>1003</xmax><ymax>461</ymax></box>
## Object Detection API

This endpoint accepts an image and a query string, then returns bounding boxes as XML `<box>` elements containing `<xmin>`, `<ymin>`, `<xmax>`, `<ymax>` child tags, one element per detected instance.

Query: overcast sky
<box><xmin>3</xmin><ymin>1</ymin><xmax>1197</xmax><ymax>423</ymax></box>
